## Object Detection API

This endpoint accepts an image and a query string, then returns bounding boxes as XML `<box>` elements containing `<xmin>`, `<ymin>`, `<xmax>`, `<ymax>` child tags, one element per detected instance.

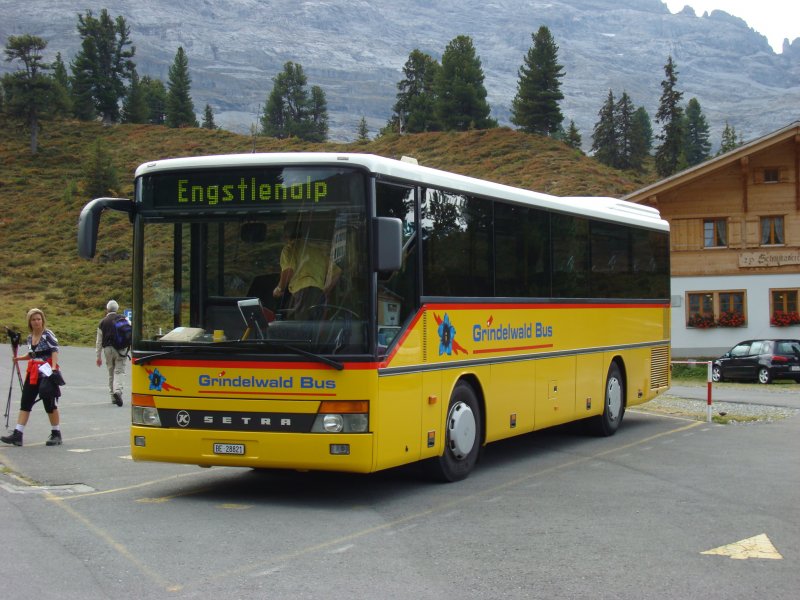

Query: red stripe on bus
<box><xmin>197</xmin><ymin>390</ymin><xmax>337</xmax><ymax>397</ymax></box>
<box><xmin>472</xmin><ymin>343</ymin><xmax>554</xmax><ymax>354</ymax></box>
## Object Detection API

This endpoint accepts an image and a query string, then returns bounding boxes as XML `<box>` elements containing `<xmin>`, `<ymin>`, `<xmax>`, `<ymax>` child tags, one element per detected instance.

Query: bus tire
<box><xmin>426</xmin><ymin>381</ymin><xmax>481</xmax><ymax>482</ymax></box>
<box><xmin>591</xmin><ymin>362</ymin><xmax>625</xmax><ymax>437</ymax></box>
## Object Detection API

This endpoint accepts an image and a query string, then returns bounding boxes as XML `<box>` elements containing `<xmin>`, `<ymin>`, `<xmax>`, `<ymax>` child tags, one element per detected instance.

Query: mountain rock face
<box><xmin>1</xmin><ymin>0</ymin><xmax>798</xmax><ymax>145</ymax></box>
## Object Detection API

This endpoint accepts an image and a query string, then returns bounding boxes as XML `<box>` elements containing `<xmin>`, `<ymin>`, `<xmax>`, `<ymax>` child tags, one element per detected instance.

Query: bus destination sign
<box><xmin>142</xmin><ymin>168</ymin><xmax>339</xmax><ymax>210</ymax></box>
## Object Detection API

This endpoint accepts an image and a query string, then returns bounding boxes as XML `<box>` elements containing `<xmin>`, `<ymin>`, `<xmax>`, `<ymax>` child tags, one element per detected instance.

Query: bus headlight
<box><xmin>132</xmin><ymin>406</ymin><xmax>161</xmax><ymax>427</ymax></box>
<box><xmin>322</xmin><ymin>414</ymin><xmax>343</xmax><ymax>433</ymax></box>
<box><xmin>311</xmin><ymin>401</ymin><xmax>369</xmax><ymax>433</ymax></box>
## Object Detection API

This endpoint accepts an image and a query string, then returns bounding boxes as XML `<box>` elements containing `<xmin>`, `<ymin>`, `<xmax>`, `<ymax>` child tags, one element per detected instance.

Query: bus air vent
<box><xmin>650</xmin><ymin>346</ymin><xmax>670</xmax><ymax>389</ymax></box>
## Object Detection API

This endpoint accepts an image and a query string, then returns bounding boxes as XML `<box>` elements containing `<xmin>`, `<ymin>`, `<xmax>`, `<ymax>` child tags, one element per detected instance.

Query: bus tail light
<box><xmin>312</xmin><ymin>401</ymin><xmax>369</xmax><ymax>433</ymax></box>
<box><xmin>132</xmin><ymin>394</ymin><xmax>161</xmax><ymax>427</ymax></box>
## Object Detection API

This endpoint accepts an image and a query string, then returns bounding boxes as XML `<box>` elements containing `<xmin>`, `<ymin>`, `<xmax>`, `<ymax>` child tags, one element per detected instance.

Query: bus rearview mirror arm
<box><xmin>77</xmin><ymin>197</ymin><xmax>133</xmax><ymax>259</ymax></box>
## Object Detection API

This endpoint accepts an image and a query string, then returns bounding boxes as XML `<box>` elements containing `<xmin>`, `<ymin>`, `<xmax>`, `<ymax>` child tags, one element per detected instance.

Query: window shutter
<box><xmin>727</xmin><ymin>218</ymin><xmax>742</xmax><ymax>247</ymax></box>
<box><xmin>744</xmin><ymin>217</ymin><xmax>759</xmax><ymax>246</ymax></box>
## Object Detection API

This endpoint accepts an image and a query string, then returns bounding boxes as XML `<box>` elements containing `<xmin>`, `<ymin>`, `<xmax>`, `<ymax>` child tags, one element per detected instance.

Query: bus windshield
<box><xmin>137</xmin><ymin>166</ymin><xmax>369</xmax><ymax>356</ymax></box>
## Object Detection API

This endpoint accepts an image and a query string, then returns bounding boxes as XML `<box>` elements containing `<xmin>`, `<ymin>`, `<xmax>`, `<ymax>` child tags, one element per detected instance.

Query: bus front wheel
<box><xmin>591</xmin><ymin>362</ymin><xmax>625</xmax><ymax>437</ymax></box>
<box><xmin>427</xmin><ymin>382</ymin><xmax>482</xmax><ymax>482</ymax></box>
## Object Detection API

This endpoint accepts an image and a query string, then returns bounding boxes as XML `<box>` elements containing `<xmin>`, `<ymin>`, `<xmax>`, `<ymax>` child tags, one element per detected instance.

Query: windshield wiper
<box><xmin>235</xmin><ymin>339</ymin><xmax>344</xmax><ymax>370</ymax></box>
<box><xmin>136</xmin><ymin>341</ymin><xmax>343</xmax><ymax>371</ymax></box>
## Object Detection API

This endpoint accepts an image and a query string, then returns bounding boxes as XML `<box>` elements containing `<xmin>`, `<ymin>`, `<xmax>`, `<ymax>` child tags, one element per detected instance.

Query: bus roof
<box><xmin>134</xmin><ymin>152</ymin><xmax>669</xmax><ymax>232</ymax></box>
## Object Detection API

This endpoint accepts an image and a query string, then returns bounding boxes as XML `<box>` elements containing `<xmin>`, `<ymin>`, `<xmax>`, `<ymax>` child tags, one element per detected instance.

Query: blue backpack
<box><xmin>111</xmin><ymin>314</ymin><xmax>132</xmax><ymax>353</ymax></box>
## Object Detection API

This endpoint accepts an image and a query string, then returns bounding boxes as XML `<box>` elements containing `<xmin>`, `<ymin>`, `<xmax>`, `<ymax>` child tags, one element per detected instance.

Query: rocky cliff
<box><xmin>1</xmin><ymin>0</ymin><xmax>798</xmax><ymax>145</ymax></box>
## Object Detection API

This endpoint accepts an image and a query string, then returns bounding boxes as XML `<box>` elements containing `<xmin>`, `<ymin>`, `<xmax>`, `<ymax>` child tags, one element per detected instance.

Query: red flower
<box><xmin>771</xmin><ymin>310</ymin><xmax>800</xmax><ymax>326</ymax></box>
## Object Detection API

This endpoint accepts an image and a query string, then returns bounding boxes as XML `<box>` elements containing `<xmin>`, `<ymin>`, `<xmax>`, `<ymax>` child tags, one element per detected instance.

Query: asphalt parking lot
<box><xmin>1</xmin><ymin>347</ymin><xmax>798</xmax><ymax>599</ymax></box>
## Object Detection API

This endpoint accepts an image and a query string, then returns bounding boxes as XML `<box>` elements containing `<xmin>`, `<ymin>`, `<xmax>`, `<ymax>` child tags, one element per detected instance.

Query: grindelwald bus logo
<box><xmin>176</xmin><ymin>410</ymin><xmax>191</xmax><ymax>427</ymax></box>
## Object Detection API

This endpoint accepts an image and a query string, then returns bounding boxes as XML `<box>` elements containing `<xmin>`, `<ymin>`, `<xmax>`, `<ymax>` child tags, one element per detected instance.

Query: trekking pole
<box><xmin>4</xmin><ymin>327</ymin><xmax>23</xmax><ymax>429</ymax></box>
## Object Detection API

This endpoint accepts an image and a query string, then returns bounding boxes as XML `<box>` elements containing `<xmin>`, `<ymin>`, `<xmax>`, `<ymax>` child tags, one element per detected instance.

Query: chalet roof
<box><xmin>624</xmin><ymin>121</ymin><xmax>800</xmax><ymax>203</ymax></box>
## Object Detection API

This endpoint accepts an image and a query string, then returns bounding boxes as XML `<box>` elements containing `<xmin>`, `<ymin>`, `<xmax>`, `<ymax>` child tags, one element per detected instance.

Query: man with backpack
<box><xmin>95</xmin><ymin>299</ymin><xmax>130</xmax><ymax>407</ymax></box>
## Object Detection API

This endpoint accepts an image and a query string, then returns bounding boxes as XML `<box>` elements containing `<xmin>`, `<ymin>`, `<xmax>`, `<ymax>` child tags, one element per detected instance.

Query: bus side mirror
<box><xmin>77</xmin><ymin>197</ymin><xmax>133</xmax><ymax>259</ymax></box>
<box><xmin>373</xmin><ymin>217</ymin><xmax>402</xmax><ymax>273</ymax></box>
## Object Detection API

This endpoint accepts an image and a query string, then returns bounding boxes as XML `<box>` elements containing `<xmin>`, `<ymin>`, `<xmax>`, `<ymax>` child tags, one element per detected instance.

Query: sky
<box><xmin>664</xmin><ymin>1</ymin><xmax>799</xmax><ymax>53</ymax></box>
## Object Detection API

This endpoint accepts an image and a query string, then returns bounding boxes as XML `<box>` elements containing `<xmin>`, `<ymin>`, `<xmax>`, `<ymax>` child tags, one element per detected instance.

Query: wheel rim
<box><xmin>712</xmin><ymin>367</ymin><xmax>721</xmax><ymax>382</ymax></box>
<box><xmin>447</xmin><ymin>401</ymin><xmax>476</xmax><ymax>460</ymax></box>
<box><xmin>606</xmin><ymin>376</ymin><xmax>622</xmax><ymax>421</ymax></box>
<box><xmin>759</xmin><ymin>369</ymin><xmax>769</xmax><ymax>384</ymax></box>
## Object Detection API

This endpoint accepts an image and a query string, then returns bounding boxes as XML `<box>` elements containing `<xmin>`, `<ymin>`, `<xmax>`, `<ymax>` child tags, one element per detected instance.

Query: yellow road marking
<box><xmin>46</xmin><ymin>490</ymin><xmax>182</xmax><ymax>591</ymax></box>
<box><xmin>701</xmin><ymin>534</ymin><xmax>783</xmax><ymax>560</ymax></box>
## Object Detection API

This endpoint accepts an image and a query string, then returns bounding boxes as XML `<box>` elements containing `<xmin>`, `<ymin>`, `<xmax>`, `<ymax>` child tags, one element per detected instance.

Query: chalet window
<box><xmin>770</xmin><ymin>289</ymin><xmax>800</xmax><ymax>326</ymax></box>
<box><xmin>703</xmin><ymin>219</ymin><xmax>727</xmax><ymax>248</ymax></box>
<box><xmin>686</xmin><ymin>290</ymin><xmax>746</xmax><ymax>328</ymax></box>
<box><xmin>760</xmin><ymin>216</ymin><xmax>784</xmax><ymax>245</ymax></box>
<box><xmin>763</xmin><ymin>168</ymin><xmax>779</xmax><ymax>183</ymax></box>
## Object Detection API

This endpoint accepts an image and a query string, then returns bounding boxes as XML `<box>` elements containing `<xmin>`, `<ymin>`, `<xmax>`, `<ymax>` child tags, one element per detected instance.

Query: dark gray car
<box><xmin>712</xmin><ymin>338</ymin><xmax>800</xmax><ymax>384</ymax></box>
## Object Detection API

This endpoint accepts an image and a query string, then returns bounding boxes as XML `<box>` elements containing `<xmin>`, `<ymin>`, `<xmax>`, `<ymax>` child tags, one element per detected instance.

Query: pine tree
<box><xmin>564</xmin><ymin>120</ymin><xmax>582</xmax><ymax>151</ymax></box>
<box><xmin>201</xmin><ymin>103</ymin><xmax>216</xmax><ymax>129</ymax></box>
<box><xmin>654</xmin><ymin>56</ymin><xmax>685</xmax><ymax>177</ymax></box>
<box><xmin>357</xmin><ymin>116</ymin><xmax>369</xmax><ymax>141</ymax></box>
<box><xmin>71</xmin><ymin>9</ymin><xmax>135</xmax><ymax>124</ymax></box>
<box><xmin>717</xmin><ymin>121</ymin><xmax>742</xmax><ymax>155</ymax></box>
<box><xmin>434</xmin><ymin>36</ymin><xmax>496</xmax><ymax>131</ymax></box>
<box><xmin>121</xmin><ymin>69</ymin><xmax>149</xmax><ymax>123</ymax></box>
<box><xmin>166</xmin><ymin>47</ymin><xmax>198</xmax><ymax>127</ymax></box>
<box><xmin>262</xmin><ymin>61</ymin><xmax>308</xmax><ymax>138</ymax></box>
<box><xmin>683</xmin><ymin>97</ymin><xmax>711</xmax><ymax>166</ymax></box>
<box><xmin>141</xmin><ymin>76</ymin><xmax>167</xmax><ymax>124</ymax></box>
<box><xmin>51</xmin><ymin>52</ymin><xmax>72</xmax><ymax>116</ymax></box>
<box><xmin>83</xmin><ymin>139</ymin><xmax>119</xmax><ymax>198</ymax></box>
<box><xmin>389</xmin><ymin>49</ymin><xmax>440</xmax><ymax>134</ymax></box>
<box><xmin>591</xmin><ymin>90</ymin><xmax>617</xmax><ymax>168</ymax></box>
<box><xmin>614</xmin><ymin>92</ymin><xmax>636</xmax><ymax>169</ymax></box>
<box><xmin>629</xmin><ymin>106</ymin><xmax>653</xmax><ymax>170</ymax></box>
<box><xmin>510</xmin><ymin>26</ymin><xmax>565</xmax><ymax>136</ymax></box>
<box><xmin>261</xmin><ymin>62</ymin><xmax>328</xmax><ymax>142</ymax></box>
<box><xmin>307</xmin><ymin>85</ymin><xmax>329</xmax><ymax>142</ymax></box>
<box><xmin>2</xmin><ymin>34</ymin><xmax>64</xmax><ymax>154</ymax></box>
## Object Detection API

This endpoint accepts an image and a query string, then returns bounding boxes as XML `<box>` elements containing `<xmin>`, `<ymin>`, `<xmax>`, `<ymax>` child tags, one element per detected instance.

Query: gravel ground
<box><xmin>633</xmin><ymin>394</ymin><xmax>799</xmax><ymax>424</ymax></box>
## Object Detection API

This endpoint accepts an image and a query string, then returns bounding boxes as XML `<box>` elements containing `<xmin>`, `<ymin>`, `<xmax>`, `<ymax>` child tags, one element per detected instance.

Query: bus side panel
<box><xmin>575</xmin><ymin>353</ymin><xmax>605</xmax><ymax>418</ymax></box>
<box><xmin>534</xmin><ymin>356</ymin><xmax>576</xmax><ymax>430</ymax></box>
<box><xmin>606</xmin><ymin>347</ymin><xmax>652</xmax><ymax>409</ymax></box>
<box><xmin>419</xmin><ymin>370</ymin><xmax>443</xmax><ymax>460</ymax></box>
<box><xmin>485</xmin><ymin>362</ymin><xmax>535</xmax><ymax>442</ymax></box>
<box><xmin>374</xmin><ymin>372</ymin><xmax>423</xmax><ymax>471</ymax></box>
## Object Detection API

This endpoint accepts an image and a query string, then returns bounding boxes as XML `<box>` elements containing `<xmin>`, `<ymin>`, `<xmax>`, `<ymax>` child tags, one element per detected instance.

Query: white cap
<box><xmin>106</xmin><ymin>299</ymin><xmax>119</xmax><ymax>312</ymax></box>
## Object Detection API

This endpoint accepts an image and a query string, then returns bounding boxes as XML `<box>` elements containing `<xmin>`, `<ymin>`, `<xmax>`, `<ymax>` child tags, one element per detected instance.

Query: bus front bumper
<box><xmin>130</xmin><ymin>426</ymin><xmax>376</xmax><ymax>473</ymax></box>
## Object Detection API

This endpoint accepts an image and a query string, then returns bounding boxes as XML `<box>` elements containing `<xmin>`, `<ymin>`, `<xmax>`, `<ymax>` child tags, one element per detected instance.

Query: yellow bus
<box><xmin>78</xmin><ymin>153</ymin><xmax>670</xmax><ymax>481</ymax></box>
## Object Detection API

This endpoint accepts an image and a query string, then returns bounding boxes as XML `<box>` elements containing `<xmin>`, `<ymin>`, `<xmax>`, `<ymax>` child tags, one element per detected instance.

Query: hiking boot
<box><xmin>46</xmin><ymin>431</ymin><xmax>62</xmax><ymax>446</ymax></box>
<box><xmin>1</xmin><ymin>430</ymin><xmax>23</xmax><ymax>446</ymax></box>
<box><xmin>113</xmin><ymin>392</ymin><xmax>123</xmax><ymax>407</ymax></box>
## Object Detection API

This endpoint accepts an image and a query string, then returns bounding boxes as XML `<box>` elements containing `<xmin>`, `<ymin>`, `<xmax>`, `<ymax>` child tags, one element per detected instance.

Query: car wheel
<box><xmin>758</xmin><ymin>367</ymin><xmax>772</xmax><ymax>385</ymax></box>
<box><xmin>426</xmin><ymin>381</ymin><xmax>482</xmax><ymax>482</ymax></box>
<box><xmin>711</xmin><ymin>365</ymin><xmax>723</xmax><ymax>383</ymax></box>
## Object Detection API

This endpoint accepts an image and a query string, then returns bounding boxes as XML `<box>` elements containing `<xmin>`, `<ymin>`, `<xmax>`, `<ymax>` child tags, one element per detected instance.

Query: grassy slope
<box><xmin>0</xmin><ymin>118</ymin><xmax>655</xmax><ymax>345</ymax></box>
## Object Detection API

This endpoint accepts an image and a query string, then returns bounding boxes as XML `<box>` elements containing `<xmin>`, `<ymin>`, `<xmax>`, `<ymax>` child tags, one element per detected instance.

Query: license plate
<box><xmin>213</xmin><ymin>443</ymin><xmax>245</xmax><ymax>455</ymax></box>
<box><xmin>791</xmin><ymin>366</ymin><xmax>800</xmax><ymax>372</ymax></box>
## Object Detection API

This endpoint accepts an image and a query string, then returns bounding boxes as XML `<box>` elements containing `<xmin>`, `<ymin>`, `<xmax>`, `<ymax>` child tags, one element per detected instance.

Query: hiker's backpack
<box><xmin>111</xmin><ymin>314</ymin><xmax>132</xmax><ymax>353</ymax></box>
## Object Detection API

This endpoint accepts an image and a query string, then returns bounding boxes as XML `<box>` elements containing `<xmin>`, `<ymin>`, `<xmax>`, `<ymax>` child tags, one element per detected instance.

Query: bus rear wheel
<box><xmin>427</xmin><ymin>382</ymin><xmax>481</xmax><ymax>482</ymax></box>
<box><xmin>591</xmin><ymin>362</ymin><xmax>625</xmax><ymax>437</ymax></box>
